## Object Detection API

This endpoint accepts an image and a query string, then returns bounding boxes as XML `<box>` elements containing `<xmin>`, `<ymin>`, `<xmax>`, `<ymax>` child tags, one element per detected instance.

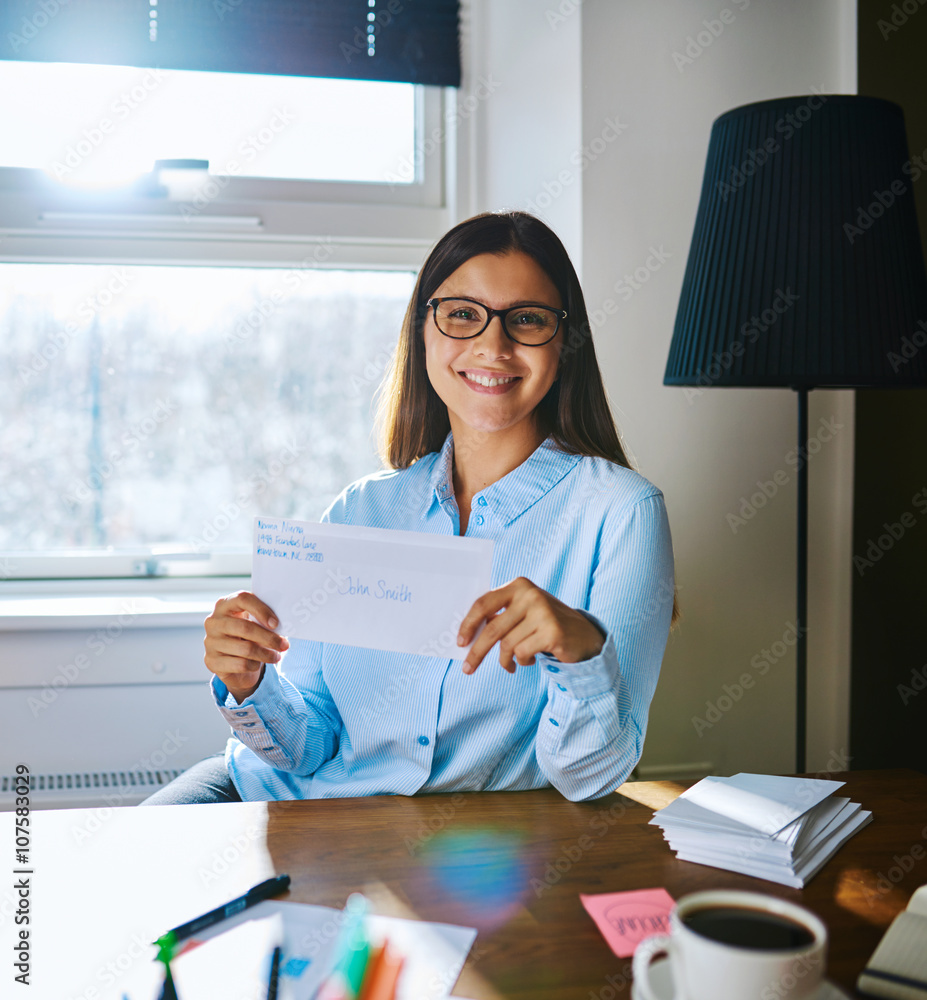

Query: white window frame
<box><xmin>0</xmin><ymin>65</ymin><xmax>478</xmax><ymax>587</ymax></box>
<box><xmin>0</xmin><ymin>85</ymin><xmax>460</xmax><ymax>272</ymax></box>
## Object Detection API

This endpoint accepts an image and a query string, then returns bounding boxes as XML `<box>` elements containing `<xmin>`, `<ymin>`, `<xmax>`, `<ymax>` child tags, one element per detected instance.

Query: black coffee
<box><xmin>682</xmin><ymin>906</ymin><xmax>815</xmax><ymax>951</ymax></box>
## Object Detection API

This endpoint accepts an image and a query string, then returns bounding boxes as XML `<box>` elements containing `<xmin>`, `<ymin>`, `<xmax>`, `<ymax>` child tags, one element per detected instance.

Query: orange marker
<box><xmin>357</xmin><ymin>940</ymin><xmax>404</xmax><ymax>1000</ymax></box>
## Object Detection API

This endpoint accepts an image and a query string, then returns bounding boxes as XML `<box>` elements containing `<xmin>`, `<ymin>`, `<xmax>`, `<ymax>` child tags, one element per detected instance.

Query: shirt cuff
<box><xmin>210</xmin><ymin>667</ymin><xmax>285</xmax><ymax>744</ymax></box>
<box><xmin>534</xmin><ymin>613</ymin><xmax>619</xmax><ymax>700</ymax></box>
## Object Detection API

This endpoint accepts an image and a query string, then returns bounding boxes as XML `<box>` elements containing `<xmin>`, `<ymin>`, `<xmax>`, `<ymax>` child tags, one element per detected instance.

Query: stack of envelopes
<box><xmin>649</xmin><ymin>773</ymin><xmax>873</xmax><ymax>888</ymax></box>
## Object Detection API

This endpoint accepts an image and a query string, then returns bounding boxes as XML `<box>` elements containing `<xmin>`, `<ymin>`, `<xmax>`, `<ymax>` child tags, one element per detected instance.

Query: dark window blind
<box><xmin>2</xmin><ymin>0</ymin><xmax>460</xmax><ymax>87</ymax></box>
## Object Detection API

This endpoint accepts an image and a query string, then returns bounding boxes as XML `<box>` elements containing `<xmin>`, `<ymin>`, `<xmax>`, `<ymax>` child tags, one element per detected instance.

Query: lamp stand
<box><xmin>795</xmin><ymin>386</ymin><xmax>809</xmax><ymax>773</ymax></box>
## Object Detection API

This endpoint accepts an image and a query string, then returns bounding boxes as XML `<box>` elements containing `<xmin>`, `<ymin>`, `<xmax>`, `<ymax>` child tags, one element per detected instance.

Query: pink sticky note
<box><xmin>580</xmin><ymin>888</ymin><xmax>675</xmax><ymax>958</ymax></box>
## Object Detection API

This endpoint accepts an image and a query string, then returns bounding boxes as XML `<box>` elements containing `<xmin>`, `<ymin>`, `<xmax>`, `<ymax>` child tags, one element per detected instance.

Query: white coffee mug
<box><xmin>632</xmin><ymin>890</ymin><xmax>828</xmax><ymax>1000</ymax></box>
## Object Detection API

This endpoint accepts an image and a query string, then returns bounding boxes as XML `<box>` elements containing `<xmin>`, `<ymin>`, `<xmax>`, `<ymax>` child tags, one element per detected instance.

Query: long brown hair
<box><xmin>376</xmin><ymin>210</ymin><xmax>679</xmax><ymax>625</ymax></box>
<box><xmin>378</xmin><ymin>211</ymin><xmax>629</xmax><ymax>466</ymax></box>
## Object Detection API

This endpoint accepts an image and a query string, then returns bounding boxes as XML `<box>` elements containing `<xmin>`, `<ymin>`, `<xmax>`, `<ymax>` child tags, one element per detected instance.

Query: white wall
<box><xmin>472</xmin><ymin>0</ymin><xmax>857</xmax><ymax>776</ymax></box>
<box><xmin>468</xmin><ymin>0</ymin><xmax>583</xmax><ymax>265</ymax></box>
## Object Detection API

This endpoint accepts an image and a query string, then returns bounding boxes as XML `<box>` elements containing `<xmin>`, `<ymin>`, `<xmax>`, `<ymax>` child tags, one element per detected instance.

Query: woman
<box><xmin>143</xmin><ymin>210</ymin><xmax>677</xmax><ymax>806</ymax></box>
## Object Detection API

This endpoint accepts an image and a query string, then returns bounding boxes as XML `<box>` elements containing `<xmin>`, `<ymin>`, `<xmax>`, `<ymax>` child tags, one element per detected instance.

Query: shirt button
<box><xmin>477</xmin><ymin>496</ymin><xmax>487</xmax><ymax>507</ymax></box>
<box><xmin>474</xmin><ymin>514</ymin><xmax>484</xmax><ymax>526</ymax></box>
<box><xmin>243</xmin><ymin>722</ymin><xmax>256</xmax><ymax>727</ymax></box>
<box><xmin>236</xmin><ymin>711</ymin><xmax>248</xmax><ymax>716</ymax></box>
<box><xmin>547</xmin><ymin>665</ymin><xmax>560</xmax><ymax>673</ymax></box>
<box><xmin>557</xmin><ymin>684</ymin><xmax>567</xmax><ymax>692</ymax></box>
<box><xmin>549</xmin><ymin>718</ymin><xmax>560</xmax><ymax>727</ymax></box>
<box><xmin>418</xmin><ymin>735</ymin><xmax>430</xmax><ymax>746</ymax></box>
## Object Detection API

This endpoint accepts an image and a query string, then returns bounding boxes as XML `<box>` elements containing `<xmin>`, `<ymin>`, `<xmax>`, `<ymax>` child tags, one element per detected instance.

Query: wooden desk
<box><xmin>3</xmin><ymin>769</ymin><xmax>925</xmax><ymax>999</ymax></box>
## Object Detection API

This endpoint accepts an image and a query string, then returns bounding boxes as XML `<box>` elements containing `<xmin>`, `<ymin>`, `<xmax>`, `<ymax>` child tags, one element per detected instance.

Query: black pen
<box><xmin>267</xmin><ymin>945</ymin><xmax>282</xmax><ymax>1000</ymax></box>
<box><xmin>154</xmin><ymin>874</ymin><xmax>291</xmax><ymax>951</ymax></box>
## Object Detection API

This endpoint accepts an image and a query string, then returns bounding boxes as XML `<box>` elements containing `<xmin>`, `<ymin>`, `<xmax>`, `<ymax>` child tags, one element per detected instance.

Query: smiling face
<box><xmin>423</xmin><ymin>250</ymin><xmax>563</xmax><ymax>446</ymax></box>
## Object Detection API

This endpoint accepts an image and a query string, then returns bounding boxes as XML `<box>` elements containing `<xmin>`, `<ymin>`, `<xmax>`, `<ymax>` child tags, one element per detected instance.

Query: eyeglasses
<box><xmin>426</xmin><ymin>297</ymin><xmax>567</xmax><ymax>346</ymax></box>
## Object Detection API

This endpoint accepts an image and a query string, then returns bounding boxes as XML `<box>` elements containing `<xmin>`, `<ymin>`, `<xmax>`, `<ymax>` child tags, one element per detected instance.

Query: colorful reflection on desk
<box><xmin>417</xmin><ymin>827</ymin><xmax>530</xmax><ymax>931</ymax></box>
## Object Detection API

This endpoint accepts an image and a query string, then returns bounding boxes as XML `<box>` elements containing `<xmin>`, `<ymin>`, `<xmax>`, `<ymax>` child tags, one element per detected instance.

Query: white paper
<box><xmin>251</xmin><ymin>517</ymin><xmax>494</xmax><ymax>658</ymax></box>
<box><xmin>795</xmin><ymin>799</ymin><xmax>859</xmax><ymax>856</ymax></box>
<box><xmin>669</xmin><ymin>809</ymin><xmax>866</xmax><ymax>881</ymax></box>
<box><xmin>182</xmin><ymin>899</ymin><xmax>477</xmax><ymax>1000</ymax></box>
<box><xmin>680</xmin><ymin>773</ymin><xmax>844</xmax><ymax>834</ymax></box>
<box><xmin>909</xmin><ymin>884</ymin><xmax>927</xmax><ymax>917</ymax></box>
<box><xmin>790</xmin><ymin>810</ymin><xmax>872</xmax><ymax>884</ymax></box>
<box><xmin>652</xmin><ymin>796</ymin><xmax>856</xmax><ymax>863</ymax></box>
<box><xmin>171</xmin><ymin>912</ymin><xmax>287</xmax><ymax>999</ymax></box>
<box><xmin>652</xmin><ymin>773</ymin><xmax>871</xmax><ymax>889</ymax></box>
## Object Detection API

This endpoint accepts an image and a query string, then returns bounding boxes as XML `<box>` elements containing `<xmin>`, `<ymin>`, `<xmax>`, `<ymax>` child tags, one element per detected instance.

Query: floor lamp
<box><xmin>664</xmin><ymin>95</ymin><xmax>927</xmax><ymax>772</ymax></box>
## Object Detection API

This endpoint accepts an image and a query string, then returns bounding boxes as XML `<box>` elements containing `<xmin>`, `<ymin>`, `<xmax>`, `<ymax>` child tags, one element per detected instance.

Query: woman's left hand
<box><xmin>457</xmin><ymin>576</ymin><xmax>606</xmax><ymax>674</ymax></box>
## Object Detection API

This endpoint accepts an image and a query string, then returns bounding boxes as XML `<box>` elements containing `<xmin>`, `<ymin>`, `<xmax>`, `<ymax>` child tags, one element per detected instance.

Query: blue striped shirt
<box><xmin>212</xmin><ymin>433</ymin><xmax>675</xmax><ymax>802</ymax></box>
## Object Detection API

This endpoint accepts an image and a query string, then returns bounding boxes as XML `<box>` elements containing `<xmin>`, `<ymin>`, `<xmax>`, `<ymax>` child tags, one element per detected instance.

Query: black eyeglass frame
<box><xmin>425</xmin><ymin>296</ymin><xmax>568</xmax><ymax>346</ymax></box>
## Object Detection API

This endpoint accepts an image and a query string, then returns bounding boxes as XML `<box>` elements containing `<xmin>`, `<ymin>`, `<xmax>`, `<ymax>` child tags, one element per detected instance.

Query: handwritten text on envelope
<box><xmin>251</xmin><ymin>517</ymin><xmax>495</xmax><ymax>658</ymax></box>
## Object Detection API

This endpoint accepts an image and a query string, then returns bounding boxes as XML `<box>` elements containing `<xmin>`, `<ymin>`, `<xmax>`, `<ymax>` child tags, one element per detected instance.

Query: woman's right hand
<box><xmin>204</xmin><ymin>591</ymin><xmax>290</xmax><ymax>704</ymax></box>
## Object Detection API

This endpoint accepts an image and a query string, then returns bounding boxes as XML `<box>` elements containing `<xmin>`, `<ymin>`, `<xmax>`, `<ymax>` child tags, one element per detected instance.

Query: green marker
<box><xmin>334</xmin><ymin>894</ymin><xmax>372</xmax><ymax>998</ymax></box>
<box><xmin>155</xmin><ymin>934</ymin><xmax>179</xmax><ymax>1000</ymax></box>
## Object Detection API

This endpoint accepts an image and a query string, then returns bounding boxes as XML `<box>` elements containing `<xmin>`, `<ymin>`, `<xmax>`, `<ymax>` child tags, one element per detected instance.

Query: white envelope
<box><xmin>251</xmin><ymin>517</ymin><xmax>494</xmax><ymax>658</ymax></box>
<box><xmin>679</xmin><ymin>773</ymin><xmax>845</xmax><ymax>835</ymax></box>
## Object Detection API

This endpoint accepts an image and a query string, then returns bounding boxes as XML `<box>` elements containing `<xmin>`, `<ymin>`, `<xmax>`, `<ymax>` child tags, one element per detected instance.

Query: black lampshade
<box><xmin>665</xmin><ymin>95</ymin><xmax>927</xmax><ymax>389</ymax></box>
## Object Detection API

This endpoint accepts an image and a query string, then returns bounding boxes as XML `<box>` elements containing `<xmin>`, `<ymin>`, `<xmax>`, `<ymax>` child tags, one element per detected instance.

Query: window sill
<box><xmin>0</xmin><ymin>577</ymin><xmax>248</xmax><ymax>632</ymax></box>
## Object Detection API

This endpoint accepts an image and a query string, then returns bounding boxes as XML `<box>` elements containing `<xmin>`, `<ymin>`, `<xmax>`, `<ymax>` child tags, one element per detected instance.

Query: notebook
<box><xmin>858</xmin><ymin>884</ymin><xmax>927</xmax><ymax>999</ymax></box>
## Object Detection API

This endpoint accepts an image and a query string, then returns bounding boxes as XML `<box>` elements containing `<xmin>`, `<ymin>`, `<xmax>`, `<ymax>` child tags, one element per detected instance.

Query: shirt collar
<box><xmin>424</xmin><ymin>432</ymin><xmax>581</xmax><ymax>526</ymax></box>
<box><xmin>426</xmin><ymin>432</ymin><xmax>457</xmax><ymax>512</ymax></box>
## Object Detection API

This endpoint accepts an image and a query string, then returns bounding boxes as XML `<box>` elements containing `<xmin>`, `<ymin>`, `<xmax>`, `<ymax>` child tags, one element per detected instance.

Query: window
<box><xmin>0</xmin><ymin>62</ymin><xmax>454</xmax><ymax>272</ymax></box>
<box><xmin>3</xmin><ymin>262</ymin><xmax>416</xmax><ymax>577</ymax></box>
<box><xmin>0</xmin><ymin>54</ymin><xmax>465</xmax><ymax>582</ymax></box>
<box><xmin>0</xmin><ymin>61</ymin><xmax>417</xmax><ymax>187</ymax></box>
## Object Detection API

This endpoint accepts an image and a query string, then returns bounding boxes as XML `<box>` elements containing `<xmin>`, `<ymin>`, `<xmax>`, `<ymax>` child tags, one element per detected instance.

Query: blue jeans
<box><xmin>139</xmin><ymin>753</ymin><xmax>242</xmax><ymax>805</ymax></box>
